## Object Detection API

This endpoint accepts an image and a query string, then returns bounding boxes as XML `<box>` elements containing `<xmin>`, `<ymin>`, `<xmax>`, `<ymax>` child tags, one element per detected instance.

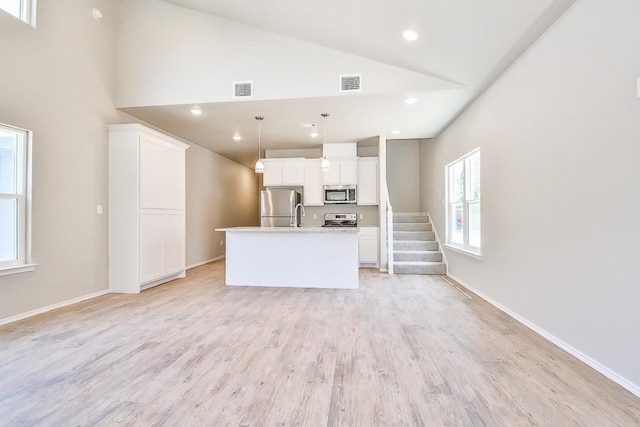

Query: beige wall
<box><xmin>0</xmin><ymin>1</ymin><xmax>260</xmax><ymax>321</ymax></box>
<box><xmin>420</xmin><ymin>0</ymin><xmax>640</xmax><ymax>389</ymax></box>
<box><xmin>186</xmin><ymin>144</ymin><xmax>259</xmax><ymax>266</ymax></box>
<box><xmin>387</xmin><ymin>140</ymin><xmax>420</xmax><ymax>212</ymax></box>
<box><xmin>0</xmin><ymin>0</ymin><xmax>117</xmax><ymax>319</ymax></box>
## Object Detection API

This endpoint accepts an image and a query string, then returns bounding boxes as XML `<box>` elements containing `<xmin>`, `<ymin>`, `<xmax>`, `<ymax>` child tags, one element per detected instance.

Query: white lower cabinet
<box><xmin>358</xmin><ymin>227</ymin><xmax>379</xmax><ymax>267</ymax></box>
<box><xmin>139</xmin><ymin>209</ymin><xmax>186</xmax><ymax>285</ymax></box>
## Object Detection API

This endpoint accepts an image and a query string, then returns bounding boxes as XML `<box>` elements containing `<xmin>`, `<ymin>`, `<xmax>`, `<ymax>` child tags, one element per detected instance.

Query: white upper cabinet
<box><xmin>357</xmin><ymin>157</ymin><xmax>379</xmax><ymax>205</ymax></box>
<box><xmin>263</xmin><ymin>158</ymin><xmax>305</xmax><ymax>186</ymax></box>
<box><xmin>303</xmin><ymin>159</ymin><xmax>324</xmax><ymax>206</ymax></box>
<box><xmin>139</xmin><ymin>133</ymin><xmax>185</xmax><ymax>209</ymax></box>
<box><xmin>323</xmin><ymin>159</ymin><xmax>358</xmax><ymax>186</ymax></box>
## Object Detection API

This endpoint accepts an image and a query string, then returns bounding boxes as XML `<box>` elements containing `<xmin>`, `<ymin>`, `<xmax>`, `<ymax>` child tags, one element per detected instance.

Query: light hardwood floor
<box><xmin>1</xmin><ymin>260</ymin><xmax>639</xmax><ymax>426</ymax></box>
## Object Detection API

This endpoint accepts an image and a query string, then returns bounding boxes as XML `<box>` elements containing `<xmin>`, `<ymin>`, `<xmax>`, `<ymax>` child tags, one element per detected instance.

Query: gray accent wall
<box><xmin>420</xmin><ymin>0</ymin><xmax>640</xmax><ymax>390</ymax></box>
<box><xmin>387</xmin><ymin>140</ymin><xmax>420</xmax><ymax>212</ymax></box>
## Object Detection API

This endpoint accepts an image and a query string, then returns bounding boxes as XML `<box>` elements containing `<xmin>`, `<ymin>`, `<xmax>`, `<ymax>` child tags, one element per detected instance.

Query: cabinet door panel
<box><xmin>282</xmin><ymin>161</ymin><xmax>303</xmax><ymax>185</ymax></box>
<box><xmin>323</xmin><ymin>162</ymin><xmax>340</xmax><ymax>185</ymax></box>
<box><xmin>339</xmin><ymin>160</ymin><xmax>358</xmax><ymax>185</ymax></box>
<box><xmin>358</xmin><ymin>158</ymin><xmax>379</xmax><ymax>205</ymax></box>
<box><xmin>163</xmin><ymin>147</ymin><xmax>185</xmax><ymax>209</ymax></box>
<box><xmin>139</xmin><ymin>135</ymin><xmax>167</xmax><ymax>208</ymax></box>
<box><xmin>163</xmin><ymin>210</ymin><xmax>185</xmax><ymax>274</ymax></box>
<box><xmin>303</xmin><ymin>159</ymin><xmax>323</xmax><ymax>206</ymax></box>
<box><xmin>358</xmin><ymin>236</ymin><xmax>378</xmax><ymax>263</ymax></box>
<box><xmin>140</xmin><ymin>209</ymin><xmax>164</xmax><ymax>283</ymax></box>
<box><xmin>263</xmin><ymin>161</ymin><xmax>283</xmax><ymax>186</ymax></box>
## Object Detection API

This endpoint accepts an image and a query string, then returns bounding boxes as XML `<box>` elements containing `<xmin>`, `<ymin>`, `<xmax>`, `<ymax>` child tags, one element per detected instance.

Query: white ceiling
<box><xmin>123</xmin><ymin>0</ymin><xmax>576</xmax><ymax>167</ymax></box>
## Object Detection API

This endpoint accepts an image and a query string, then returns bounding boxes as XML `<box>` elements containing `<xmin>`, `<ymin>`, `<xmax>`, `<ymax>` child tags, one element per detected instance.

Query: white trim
<box><xmin>0</xmin><ymin>289</ymin><xmax>109</xmax><ymax>326</ymax></box>
<box><xmin>447</xmin><ymin>273</ymin><xmax>640</xmax><ymax>398</ymax></box>
<box><xmin>0</xmin><ymin>262</ymin><xmax>37</xmax><ymax>277</ymax></box>
<box><xmin>427</xmin><ymin>212</ymin><xmax>449</xmax><ymax>268</ymax></box>
<box><xmin>443</xmin><ymin>243</ymin><xmax>482</xmax><ymax>259</ymax></box>
<box><xmin>186</xmin><ymin>255</ymin><xmax>225</xmax><ymax>270</ymax></box>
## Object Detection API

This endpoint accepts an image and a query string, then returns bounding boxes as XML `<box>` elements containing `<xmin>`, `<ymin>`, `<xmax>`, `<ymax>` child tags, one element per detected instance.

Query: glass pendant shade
<box><xmin>255</xmin><ymin>158</ymin><xmax>265</xmax><ymax>174</ymax></box>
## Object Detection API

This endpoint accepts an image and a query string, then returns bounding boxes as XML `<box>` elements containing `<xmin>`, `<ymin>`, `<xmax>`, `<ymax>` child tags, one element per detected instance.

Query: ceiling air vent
<box><xmin>233</xmin><ymin>81</ymin><xmax>253</xmax><ymax>99</ymax></box>
<box><xmin>340</xmin><ymin>74</ymin><xmax>361</xmax><ymax>92</ymax></box>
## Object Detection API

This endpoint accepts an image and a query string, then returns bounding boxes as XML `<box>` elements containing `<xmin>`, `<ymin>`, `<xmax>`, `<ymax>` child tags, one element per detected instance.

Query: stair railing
<box><xmin>386</xmin><ymin>187</ymin><xmax>394</xmax><ymax>275</ymax></box>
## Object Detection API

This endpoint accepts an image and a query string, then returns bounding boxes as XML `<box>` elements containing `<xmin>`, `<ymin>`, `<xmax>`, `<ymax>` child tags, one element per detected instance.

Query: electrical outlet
<box><xmin>359</xmin><ymin>213</ymin><xmax>364</xmax><ymax>220</ymax></box>
<box><xmin>220</xmin><ymin>240</ymin><xmax>224</xmax><ymax>246</ymax></box>
<box><xmin>313</xmin><ymin>214</ymin><xmax>317</xmax><ymax>220</ymax></box>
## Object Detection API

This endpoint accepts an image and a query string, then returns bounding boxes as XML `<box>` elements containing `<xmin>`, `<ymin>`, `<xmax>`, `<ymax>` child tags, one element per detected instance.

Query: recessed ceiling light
<box><xmin>232</xmin><ymin>135</ymin><xmax>242</xmax><ymax>141</ymax></box>
<box><xmin>391</xmin><ymin>130</ymin><xmax>401</xmax><ymax>135</ymax></box>
<box><xmin>402</xmin><ymin>29</ymin><xmax>420</xmax><ymax>42</ymax></box>
<box><xmin>405</xmin><ymin>97</ymin><xmax>418</xmax><ymax>105</ymax></box>
<box><xmin>190</xmin><ymin>107</ymin><xmax>202</xmax><ymax>116</ymax></box>
<box><xmin>310</xmin><ymin>131</ymin><xmax>319</xmax><ymax>138</ymax></box>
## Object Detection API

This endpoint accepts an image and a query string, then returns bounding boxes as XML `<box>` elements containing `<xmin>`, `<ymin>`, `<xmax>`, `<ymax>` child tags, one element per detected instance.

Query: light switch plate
<box><xmin>359</xmin><ymin>214</ymin><xmax>364</xmax><ymax>220</ymax></box>
<box><xmin>97</xmin><ymin>205</ymin><xmax>103</xmax><ymax>215</ymax></box>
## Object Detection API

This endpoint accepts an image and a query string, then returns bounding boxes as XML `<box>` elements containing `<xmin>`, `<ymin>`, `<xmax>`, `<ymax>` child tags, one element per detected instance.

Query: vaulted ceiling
<box><xmin>118</xmin><ymin>0</ymin><xmax>577</xmax><ymax>167</ymax></box>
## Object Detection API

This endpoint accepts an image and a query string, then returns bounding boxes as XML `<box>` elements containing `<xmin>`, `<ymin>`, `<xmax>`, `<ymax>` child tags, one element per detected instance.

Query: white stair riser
<box><xmin>394</xmin><ymin>231</ymin><xmax>435</xmax><ymax>241</ymax></box>
<box><xmin>394</xmin><ymin>263</ymin><xmax>446</xmax><ymax>275</ymax></box>
<box><xmin>393</xmin><ymin>223</ymin><xmax>432</xmax><ymax>232</ymax></box>
<box><xmin>394</xmin><ymin>241</ymin><xmax>439</xmax><ymax>251</ymax></box>
<box><xmin>394</xmin><ymin>252</ymin><xmax>442</xmax><ymax>262</ymax></box>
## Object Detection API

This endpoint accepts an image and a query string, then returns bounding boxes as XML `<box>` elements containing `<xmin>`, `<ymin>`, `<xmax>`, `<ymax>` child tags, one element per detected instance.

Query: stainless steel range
<box><xmin>322</xmin><ymin>213</ymin><xmax>358</xmax><ymax>228</ymax></box>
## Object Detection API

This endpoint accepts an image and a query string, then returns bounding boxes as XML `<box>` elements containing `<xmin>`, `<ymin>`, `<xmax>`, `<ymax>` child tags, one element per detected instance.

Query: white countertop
<box><xmin>216</xmin><ymin>226</ymin><xmax>358</xmax><ymax>233</ymax></box>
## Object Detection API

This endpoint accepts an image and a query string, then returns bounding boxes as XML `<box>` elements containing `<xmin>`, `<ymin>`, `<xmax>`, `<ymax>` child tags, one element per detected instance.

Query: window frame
<box><xmin>444</xmin><ymin>148</ymin><xmax>482</xmax><ymax>258</ymax></box>
<box><xmin>0</xmin><ymin>122</ymin><xmax>35</xmax><ymax>276</ymax></box>
<box><xmin>0</xmin><ymin>0</ymin><xmax>37</xmax><ymax>27</ymax></box>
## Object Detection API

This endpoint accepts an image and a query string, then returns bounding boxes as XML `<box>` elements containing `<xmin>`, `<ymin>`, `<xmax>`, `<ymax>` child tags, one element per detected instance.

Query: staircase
<box><xmin>393</xmin><ymin>212</ymin><xmax>446</xmax><ymax>275</ymax></box>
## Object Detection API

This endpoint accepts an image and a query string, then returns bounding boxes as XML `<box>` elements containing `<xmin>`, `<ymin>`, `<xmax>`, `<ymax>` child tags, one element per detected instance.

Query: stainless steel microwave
<box><xmin>324</xmin><ymin>185</ymin><xmax>357</xmax><ymax>204</ymax></box>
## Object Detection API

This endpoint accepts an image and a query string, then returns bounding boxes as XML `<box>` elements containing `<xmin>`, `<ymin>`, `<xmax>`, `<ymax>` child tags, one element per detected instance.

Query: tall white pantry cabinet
<box><xmin>108</xmin><ymin>124</ymin><xmax>189</xmax><ymax>293</ymax></box>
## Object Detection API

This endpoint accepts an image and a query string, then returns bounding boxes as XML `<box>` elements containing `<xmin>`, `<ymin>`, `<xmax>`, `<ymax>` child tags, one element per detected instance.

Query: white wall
<box><xmin>420</xmin><ymin>0</ymin><xmax>640</xmax><ymax>390</ymax></box>
<box><xmin>387</xmin><ymin>140</ymin><xmax>420</xmax><ymax>212</ymax></box>
<box><xmin>186</xmin><ymin>144</ymin><xmax>259</xmax><ymax>266</ymax></box>
<box><xmin>0</xmin><ymin>0</ymin><xmax>117</xmax><ymax>319</ymax></box>
<box><xmin>114</xmin><ymin>0</ymin><xmax>457</xmax><ymax>108</ymax></box>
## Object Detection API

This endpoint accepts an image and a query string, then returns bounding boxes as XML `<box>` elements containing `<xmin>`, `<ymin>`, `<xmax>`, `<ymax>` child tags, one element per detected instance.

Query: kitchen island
<box><xmin>215</xmin><ymin>227</ymin><xmax>359</xmax><ymax>289</ymax></box>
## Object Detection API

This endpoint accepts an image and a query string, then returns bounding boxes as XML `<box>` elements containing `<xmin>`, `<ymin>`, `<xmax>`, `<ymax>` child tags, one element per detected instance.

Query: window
<box><xmin>0</xmin><ymin>0</ymin><xmax>36</xmax><ymax>26</ymax></box>
<box><xmin>445</xmin><ymin>148</ymin><xmax>481</xmax><ymax>256</ymax></box>
<box><xmin>0</xmin><ymin>123</ymin><xmax>34</xmax><ymax>276</ymax></box>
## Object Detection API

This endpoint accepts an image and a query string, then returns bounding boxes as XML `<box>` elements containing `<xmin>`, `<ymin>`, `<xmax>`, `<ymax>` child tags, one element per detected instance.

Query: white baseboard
<box><xmin>0</xmin><ymin>289</ymin><xmax>109</xmax><ymax>327</ymax></box>
<box><xmin>187</xmin><ymin>255</ymin><xmax>225</xmax><ymax>270</ymax></box>
<box><xmin>447</xmin><ymin>273</ymin><xmax>640</xmax><ymax>398</ymax></box>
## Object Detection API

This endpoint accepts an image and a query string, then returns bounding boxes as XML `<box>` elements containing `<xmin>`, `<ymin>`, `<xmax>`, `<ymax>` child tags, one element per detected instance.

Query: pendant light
<box><xmin>254</xmin><ymin>116</ymin><xmax>265</xmax><ymax>174</ymax></box>
<box><xmin>320</xmin><ymin>113</ymin><xmax>330</xmax><ymax>171</ymax></box>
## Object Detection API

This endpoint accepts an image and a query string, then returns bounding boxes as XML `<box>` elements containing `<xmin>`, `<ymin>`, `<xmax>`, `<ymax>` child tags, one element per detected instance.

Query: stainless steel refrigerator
<box><xmin>260</xmin><ymin>189</ymin><xmax>302</xmax><ymax>227</ymax></box>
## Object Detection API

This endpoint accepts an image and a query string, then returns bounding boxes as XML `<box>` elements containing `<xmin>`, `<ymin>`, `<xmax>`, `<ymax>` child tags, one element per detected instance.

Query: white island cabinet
<box><xmin>216</xmin><ymin>227</ymin><xmax>359</xmax><ymax>289</ymax></box>
<box><xmin>108</xmin><ymin>124</ymin><xmax>189</xmax><ymax>293</ymax></box>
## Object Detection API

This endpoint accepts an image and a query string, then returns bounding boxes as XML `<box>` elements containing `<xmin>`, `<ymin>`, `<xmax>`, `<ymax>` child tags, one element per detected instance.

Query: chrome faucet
<box><xmin>292</xmin><ymin>203</ymin><xmax>306</xmax><ymax>227</ymax></box>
